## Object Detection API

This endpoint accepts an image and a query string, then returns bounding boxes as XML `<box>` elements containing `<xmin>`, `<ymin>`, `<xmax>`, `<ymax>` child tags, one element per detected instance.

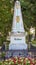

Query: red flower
<box><xmin>13</xmin><ymin>57</ymin><xmax>16</xmax><ymax>61</ymax></box>
<box><xmin>18</xmin><ymin>57</ymin><xmax>22</xmax><ymax>64</ymax></box>
<box><xmin>30</xmin><ymin>63</ymin><xmax>35</xmax><ymax>65</ymax></box>
<box><xmin>13</xmin><ymin>60</ymin><xmax>16</xmax><ymax>64</ymax></box>
<box><xmin>23</xmin><ymin>58</ymin><xmax>26</xmax><ymax>65</ymax></box>
<box><xmin>11</xmin><ymin>57</ymin><xmax>17</xmax><ymax>64</ymax></box>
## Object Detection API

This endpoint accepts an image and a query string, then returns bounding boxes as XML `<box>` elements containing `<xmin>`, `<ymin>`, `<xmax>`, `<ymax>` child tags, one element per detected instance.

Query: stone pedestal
<box><xmin>9</xmin><ymin>33</ymin><xmax>27</xmax><ymax>50</ymax></box>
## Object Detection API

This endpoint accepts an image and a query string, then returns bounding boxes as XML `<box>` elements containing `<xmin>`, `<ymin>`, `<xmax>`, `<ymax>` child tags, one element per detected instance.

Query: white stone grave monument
<box><xmin>9</xmin><ymin>1</ymin><xmax>27</xmax><ymax>56</ymax></box>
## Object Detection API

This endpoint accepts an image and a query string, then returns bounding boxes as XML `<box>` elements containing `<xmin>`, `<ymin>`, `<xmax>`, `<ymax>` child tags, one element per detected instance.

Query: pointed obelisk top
<box><xmin>12</xmin><ymin>0</ymin><xmax>24</xmax><ymax>33</ymax></box>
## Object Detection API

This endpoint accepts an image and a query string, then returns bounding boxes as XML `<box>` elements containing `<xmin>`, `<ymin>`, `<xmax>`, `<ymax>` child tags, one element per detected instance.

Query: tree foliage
<box><xmin>0</xmin><ymin>0</ymin><xmax>36</xmax><ymax>45</ymax></box>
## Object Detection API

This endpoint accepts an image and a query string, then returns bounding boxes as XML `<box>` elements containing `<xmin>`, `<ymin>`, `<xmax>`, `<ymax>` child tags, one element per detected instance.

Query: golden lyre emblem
<box><xmin>16</xmin><ymin>16</ymin><xmax>20</xmax><ymax>22</ymax></box>
<box><xmin>16</xmin><ymin>5</ymin><xmax>20</xmax><ymax>9</ymax></box>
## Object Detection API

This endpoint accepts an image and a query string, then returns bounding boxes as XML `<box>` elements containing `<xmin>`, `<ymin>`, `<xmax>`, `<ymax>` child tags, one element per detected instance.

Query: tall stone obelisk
<box><xmin>9</xmin><ymin>1</ymin><xmax>27</xmax><ymax>50</ymax></box>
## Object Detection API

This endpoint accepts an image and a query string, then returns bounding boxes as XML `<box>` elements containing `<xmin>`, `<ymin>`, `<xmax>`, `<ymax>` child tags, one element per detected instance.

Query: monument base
<box><xmin>5</xmin><ymin>50</ymin><xmax>28</xmax><ymax>58</ymax></box>
<box><xmin>11</xmin><ymin>50</ymin><xmax>28</xmax><ymax>57</ymax></box>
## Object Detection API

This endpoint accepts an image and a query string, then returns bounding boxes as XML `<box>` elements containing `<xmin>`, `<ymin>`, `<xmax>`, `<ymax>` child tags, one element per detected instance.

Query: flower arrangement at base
<box><xmin>0</xmin><ymin>57</ymin><xmax>36</xmax><ymax>65</ymax></box>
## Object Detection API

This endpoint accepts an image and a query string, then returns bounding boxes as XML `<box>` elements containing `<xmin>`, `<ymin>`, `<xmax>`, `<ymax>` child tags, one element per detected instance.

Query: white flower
<box><xmin>25</xmin><ymin>58</ymin><xmax>28</xmax><ymax>61</ymax></box>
